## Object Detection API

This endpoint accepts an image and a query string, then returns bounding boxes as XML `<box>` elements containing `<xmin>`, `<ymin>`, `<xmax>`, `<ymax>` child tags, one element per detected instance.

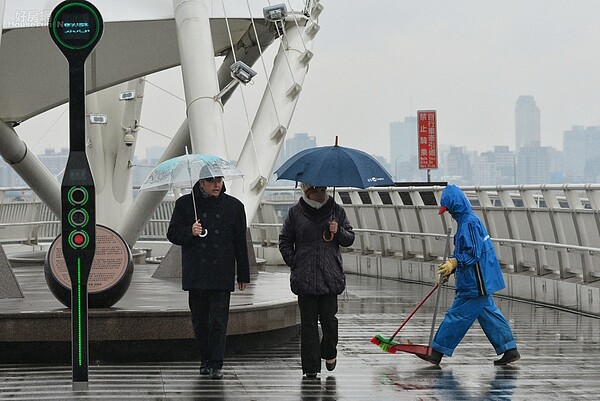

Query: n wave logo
<box><xmin>367</xmin><ymin>176</ymin><xmax>385</xmax><ymax>183</ymax></box>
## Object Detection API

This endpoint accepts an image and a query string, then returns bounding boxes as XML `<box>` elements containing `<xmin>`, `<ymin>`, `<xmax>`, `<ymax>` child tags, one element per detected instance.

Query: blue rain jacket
<box><xmin>440</xmin><ymin>185</ymin><xmax>505</xmax><ymax>297</ymax></box>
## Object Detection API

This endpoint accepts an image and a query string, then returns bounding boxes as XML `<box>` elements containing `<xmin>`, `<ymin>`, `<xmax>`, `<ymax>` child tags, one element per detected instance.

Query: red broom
<box><xmin>371</xmin><ymin>228</ymin><xmax>452</xmax><ymax>353</ymax></box>
<box><xmin>370</xmin><ymin>283</ymin><xmax>439</xmax><ymax>353</ymax></box>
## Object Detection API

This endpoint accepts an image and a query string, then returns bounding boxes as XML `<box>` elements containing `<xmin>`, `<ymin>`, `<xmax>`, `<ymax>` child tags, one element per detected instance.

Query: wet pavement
<box><xmin>1</xmin><ymin>265</ymin><xmax>599</xmax><ymax>400</ymax></box>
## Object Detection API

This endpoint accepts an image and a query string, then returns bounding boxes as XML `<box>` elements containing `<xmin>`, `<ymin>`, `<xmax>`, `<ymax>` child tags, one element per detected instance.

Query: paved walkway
<box><xmin>1</xmin><ymin>264</ymin><xmax>600</xmax><ymax>400</ymax></box>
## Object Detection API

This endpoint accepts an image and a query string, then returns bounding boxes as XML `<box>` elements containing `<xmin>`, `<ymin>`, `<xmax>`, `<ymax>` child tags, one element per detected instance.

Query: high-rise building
<box><xmin>284</xmin><ymin>133</ymin><xmax>316</xmax><ymax>159</ymax></box>
<box><xmin>443</xmin><ymin>146</ymin><xmax>474</xmax><ymax>185</ymax></box>
<box><xmin>516</xmin><ymin>146</ymin><xmax>561</xmax><ymax>184</ymax></box>
<box><xmin>515</xmin><ymin>96</ymin><xmax>541</xmax><ymax>150</ymax></box>
<box><xmin>563</xmin><ymin>125</ymin><xmax>600</xmax><ymax>182</ymax></box>
<box><xmin>273</xmin><ymin>133</ymin><xmax>317</xmax><ymax>183</ymax></box>
<box><xmin>389</xmin><ymin>117</ymin><xmax>417</xmax><ymax>180</ymax></box>
<box><xmin>474</xmin><ymin>146</ymin><xmax>516</xmax><ymax>185</ymax></box>
<box><xmin>563</xmin><ymin>126</ymin><xmax>587</xmax><ymax>182</ymax></box>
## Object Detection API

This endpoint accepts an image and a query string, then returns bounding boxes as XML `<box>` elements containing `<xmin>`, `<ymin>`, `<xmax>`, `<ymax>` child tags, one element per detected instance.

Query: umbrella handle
<box><xmin>199</xmin><ymin>229</ymin><xmax>208</xmax><ymax>238</ymax></box>
<box><xmin>322</xmin><ymin>187</ymin><xmax>337</xmax><ymax>242</ymax></box>
<box><xmin>184</xmin><ymin>146</ymin><xmax>199</xmax><ymax>221</ymax></box>
<box><xmin>322</xmin><ymin>216</ymin><xmax>337</xmax><ymax>242</ymax></box>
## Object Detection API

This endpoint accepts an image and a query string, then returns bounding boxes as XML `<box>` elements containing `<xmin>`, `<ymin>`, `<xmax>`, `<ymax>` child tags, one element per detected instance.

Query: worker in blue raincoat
<box><xmin>418</xmin><ymin>185</ymin><xmax>520</xmax><ymax>366</ymax></box>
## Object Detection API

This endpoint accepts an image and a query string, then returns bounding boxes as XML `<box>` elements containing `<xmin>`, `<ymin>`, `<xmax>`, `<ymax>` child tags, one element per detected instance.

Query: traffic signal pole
<box><xmin>48</xmin><ymin>1</ymin><xmax>103</xmax><ymax>389</ymax></box>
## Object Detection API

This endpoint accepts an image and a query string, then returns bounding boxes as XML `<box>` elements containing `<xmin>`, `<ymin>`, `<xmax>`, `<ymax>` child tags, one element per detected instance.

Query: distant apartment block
<box><xmin>389</xmin><ymin>117</ymin><xmax>418</xmax><ymax>181</ymax></box>
<box><xmin>515</xmin><ymin>96</ymin><xmax>541</xmax><ymax>150</ymax></box>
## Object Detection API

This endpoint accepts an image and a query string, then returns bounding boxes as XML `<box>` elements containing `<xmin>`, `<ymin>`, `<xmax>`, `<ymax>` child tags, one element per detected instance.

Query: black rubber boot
<box><xmin>494</xmin><ymin>348</ymin><xmax>520</xmax><ymax>365</ymax></box>
<box><xmin>416</xmin><ymin>349</ymin><xmax>443</xmax><ymax>365</ymax></box>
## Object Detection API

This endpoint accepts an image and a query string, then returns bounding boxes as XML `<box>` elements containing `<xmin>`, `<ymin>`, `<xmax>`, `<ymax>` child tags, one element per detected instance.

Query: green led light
<box><xmin>67</xmin><ymin>186</ymin><xmax>89</xmax><ymax>206</ymax></box>
<box><xmin>68</xmin><ymin>208</ymin><xmax>89</xmax><ymax>228</ymax></box>
<box><xmin>78</xmin><ymin>257</ymin><xmax>82</xmax><ymax>366</ymax></box>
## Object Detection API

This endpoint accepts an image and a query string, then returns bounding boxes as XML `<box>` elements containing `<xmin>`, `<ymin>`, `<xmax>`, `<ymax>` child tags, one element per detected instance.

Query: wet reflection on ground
<box><xmin>1</xmin><ymin>269</ymin><xmax>599</xmax><ymax>399</ymax></box>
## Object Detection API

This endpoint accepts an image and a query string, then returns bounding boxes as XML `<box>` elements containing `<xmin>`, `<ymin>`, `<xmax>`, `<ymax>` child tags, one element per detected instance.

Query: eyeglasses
<box><xmin>309</xmin><ymin>186</ymin><xmax>327</xmax><ymax>191</ymax></box>
<box><xmin>204</xmin><ymin>177</ymin><xmax>224</xmax><ymax>183</ymax></box>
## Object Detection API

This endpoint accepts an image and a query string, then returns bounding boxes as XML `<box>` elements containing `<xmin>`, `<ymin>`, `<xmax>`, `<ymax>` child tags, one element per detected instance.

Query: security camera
<box><xmin>263</xmin><ymin>4</ymin><xmax>287</xmax><ymax>21</ymax></box>
<box><xmin>119</xmin><ymin>90</ymin><xmax>136</xmax><ymax>101</ymax></box>
<box><xmin>123</xmin><ymin>133</ymin><xmax>135</xmax><ymax>147</ymax></box>
<box><xmin>230</xmin><ymin>61</ymin><xmax>257</xmax><ymax>84</ymax></box>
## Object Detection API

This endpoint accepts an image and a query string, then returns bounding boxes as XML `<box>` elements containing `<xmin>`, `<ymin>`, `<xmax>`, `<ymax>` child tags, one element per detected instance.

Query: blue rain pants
<box><xmin>432</xmin><ymin>293</ymin><xmax>516</xmax><ymax>356</ymax></box>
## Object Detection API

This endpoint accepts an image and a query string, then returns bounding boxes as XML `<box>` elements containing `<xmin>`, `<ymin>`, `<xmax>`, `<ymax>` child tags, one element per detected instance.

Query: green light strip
<box><xmin>78</xmin><ymin>257</ymin><xmax>82</xmax><ymax>366</ymax></box>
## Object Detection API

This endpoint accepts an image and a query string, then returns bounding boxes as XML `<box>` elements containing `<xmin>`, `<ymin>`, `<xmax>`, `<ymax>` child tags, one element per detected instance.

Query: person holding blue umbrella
<box><xmin>279</xmin><ymin>182</ymin><xmax>355</xmax><ymax>378</ymax></box>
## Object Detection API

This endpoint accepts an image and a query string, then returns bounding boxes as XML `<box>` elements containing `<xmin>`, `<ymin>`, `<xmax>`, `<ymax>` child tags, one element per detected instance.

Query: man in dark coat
<box><xmin>167</xmin><ymin>174</ymin><xmax>250</xmax><ymax>379</ymax></box>
<box><xmin>279</xmin><ymin>183</ymin><xmax>355</xmax><ymax>378</ymax></box>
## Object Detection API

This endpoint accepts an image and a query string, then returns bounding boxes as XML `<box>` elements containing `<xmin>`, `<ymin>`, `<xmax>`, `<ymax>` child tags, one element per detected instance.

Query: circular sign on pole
<box><xmin>45</xmin><ymin>225</ymin><xmax>134</xmax><ymax>308</ymax></box>
<box><xmin>49</xmin><ymin>1</ymin><xmax>103</xmax><ymax>53</ymax></box>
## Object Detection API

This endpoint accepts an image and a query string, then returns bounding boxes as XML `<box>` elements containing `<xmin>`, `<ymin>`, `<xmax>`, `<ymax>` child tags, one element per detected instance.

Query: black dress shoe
<box><xmin>494</xmin><ymin>348</ymin><xmax>520</xmax><ymax>365</ymax></box>
<box><xmin>325</xmin><ymin>358</ymin><xmax>337</xmax><ymax>371</ymax></box>
<box><xmin>199</xmin><ymin>366</ymin><xmax>210</xmax><ymax>375</ymax></box>
<box><xmin>305</xmin><ymin>372</ymin><xmax>318</xmax><ymax>378</ymax></box>
<box><xmin>209</xmin><ymin>368</ymin><xmax>223</xmax><ymax>379</ymax></box>
<box><xmin>416</xmin><ymin>349</ymin><xmax>443</xmax><ymax>365</ymax></box>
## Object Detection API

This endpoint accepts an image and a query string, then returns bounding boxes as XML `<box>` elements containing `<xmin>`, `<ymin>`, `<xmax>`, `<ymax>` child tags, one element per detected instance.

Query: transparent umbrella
<box><xmin>140</xmin><ymin>152</ymin><xmax>243</xmax><ymax>192</ymax></box>
<box><xmin>139</xmin><ymin>148</ymin><xmax>243</xmax><ymax>223</ymax></box>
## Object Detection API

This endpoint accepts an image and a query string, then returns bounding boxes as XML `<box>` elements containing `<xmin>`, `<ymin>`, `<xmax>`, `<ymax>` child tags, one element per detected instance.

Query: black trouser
<box><xmin>188</xmin><ymin>289</ymin><xmax>231</xmax><ymax>370</ymax></box>
<box><xmin>297</xmin><ymin>294</ymin><xmax>338</xmax><ymax>374</ymax></box>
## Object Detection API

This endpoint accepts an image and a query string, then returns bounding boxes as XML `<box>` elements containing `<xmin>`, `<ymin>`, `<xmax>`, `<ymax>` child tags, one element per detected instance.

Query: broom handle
<box><xmin>427</xmin><ymin>228</ymin><xmax>453</xmax><ymax>346</ymax></box>
<box><xmin>389</xmin><ymin>282</ymin><xmax>439</xmax><ymax>341</ymax></box>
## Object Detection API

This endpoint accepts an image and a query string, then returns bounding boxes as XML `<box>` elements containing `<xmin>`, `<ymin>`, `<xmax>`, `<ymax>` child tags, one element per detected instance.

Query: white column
<box><xmin>0</xmin><ymin>121</ymin><xmax>61</xmax><ymax>216</ymax></box>
<box><xmin>172</xmin><ymin>0</ymin><xmax>227</xmax><ymax>159</ymax></box>
<box><xmin>0</xmin><ymin>0</ymin><xmax>5</xmax><ymax>46</ymax></box>
<box><xmin>230</xmin><ymin>13</ymin><xmax>319</xmax><ymax>223</ymax></box>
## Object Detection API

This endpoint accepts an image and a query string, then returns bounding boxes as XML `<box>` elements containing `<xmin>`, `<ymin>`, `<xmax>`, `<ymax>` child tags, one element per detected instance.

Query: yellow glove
<box><xmin>438</xmin><ymin>257</ymin><xmax>458</xmax><ymax>282</ymax></box>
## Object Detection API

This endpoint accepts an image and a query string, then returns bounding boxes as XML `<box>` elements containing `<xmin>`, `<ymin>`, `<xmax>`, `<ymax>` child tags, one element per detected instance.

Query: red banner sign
<box><xmin>417</xmin><ymin>110</ymin><xmax>438</xmax><ymax>169</ymax></box>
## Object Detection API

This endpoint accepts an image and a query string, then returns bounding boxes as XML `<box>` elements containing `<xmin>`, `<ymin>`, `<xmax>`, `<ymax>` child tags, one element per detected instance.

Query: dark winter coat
<box><xmin>440</xmin><ymin>184</ymin><xmax>505</xmax><ymax>297</ymax></box>
<box><xmin>167</xmin><ymin>181</ymin><xmax>250</xmax><ymax>291</ymax></box>
<box><xmin>279</xmin><ymin>196</ymin><xmax>355</xmax><ymax>296</ymax></box>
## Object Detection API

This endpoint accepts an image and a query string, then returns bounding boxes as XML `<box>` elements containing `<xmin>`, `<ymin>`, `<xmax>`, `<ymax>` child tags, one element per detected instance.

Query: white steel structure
<box><xmin>0</xmin><ymin>0</ymin><xmax>321</xmax><ymax>246</ymax></box>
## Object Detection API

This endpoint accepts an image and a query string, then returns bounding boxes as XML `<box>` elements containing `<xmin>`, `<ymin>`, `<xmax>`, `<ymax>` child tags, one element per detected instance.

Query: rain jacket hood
<box><xmin>440</xmin><ymin>185</ymin><xmax>505</xmax><ymax>297</ymax></box>
<box><xmin>440</xmin><ymin>184</ymin><xmax>471</xmax><ymax>219</ymax></box>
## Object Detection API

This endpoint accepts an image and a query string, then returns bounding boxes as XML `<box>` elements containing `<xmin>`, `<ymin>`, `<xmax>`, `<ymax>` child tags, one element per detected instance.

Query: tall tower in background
<box><xmin>515</xmin><ymin>96</ymin><xmax>541</xmax><ymax>150</ymax></box>
<box><xmin>390</xmin><ymin>117</ymin><xmax>417</xmax><ymax>180</ymax></box>
<box><xmin>273</xmin><ymin>133</ymin><xmax>317</xmax><ymax>181</ymax></box>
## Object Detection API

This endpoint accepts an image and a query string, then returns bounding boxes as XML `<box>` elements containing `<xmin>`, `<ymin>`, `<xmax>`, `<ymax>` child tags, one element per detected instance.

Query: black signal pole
<box><xmin>48</xmin><ymin>0</ymin><xmax>103</xmax><ymax>389</ymax></box>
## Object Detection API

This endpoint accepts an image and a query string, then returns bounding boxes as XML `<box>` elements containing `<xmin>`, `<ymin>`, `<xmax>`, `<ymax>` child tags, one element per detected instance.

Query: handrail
<box><xmin>249</xmin><ymin>223</ymin><xmax>600</xmax><ymax>255</ymax></box>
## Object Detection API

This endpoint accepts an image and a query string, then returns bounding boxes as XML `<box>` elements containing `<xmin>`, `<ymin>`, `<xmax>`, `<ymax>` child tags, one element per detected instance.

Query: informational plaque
<box><xmin>44</xmin><ymin>224</ymin><xmax>133</xmax><ymax>308</ymax></box>
<box><xmin>49</xmin><ymin>225</ymin><xmax>129</xmax><ymax>293</ymax></box>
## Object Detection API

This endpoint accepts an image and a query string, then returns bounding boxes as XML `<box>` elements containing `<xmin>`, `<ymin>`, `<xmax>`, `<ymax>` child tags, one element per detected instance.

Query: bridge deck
<box><xmin>1</xmin><ymin>263</ymin><xmax>599</xmax><ymax>400</ymax></box>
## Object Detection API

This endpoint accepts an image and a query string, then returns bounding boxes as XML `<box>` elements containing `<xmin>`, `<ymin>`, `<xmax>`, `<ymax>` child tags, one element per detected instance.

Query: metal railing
<box><xmin>251</xmin><ymin>184</ymin><xmax>600</xmax><ymax>284</ymax></box>
<box><xmin>2</xmin><ymin>184</ymin><xmax>600</xmax><ymax>283</ymax></box>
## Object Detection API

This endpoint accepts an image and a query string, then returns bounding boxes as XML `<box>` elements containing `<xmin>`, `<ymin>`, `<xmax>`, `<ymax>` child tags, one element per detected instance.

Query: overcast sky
<box><xmin>16</xmin><ymin>0</ymin><xmax>600</xmax><ymax>162</ymax></box>
<box><xmin>291</xmin><ymin>0</ymin><xmax>600</xmax><ymax>159</ymax></box>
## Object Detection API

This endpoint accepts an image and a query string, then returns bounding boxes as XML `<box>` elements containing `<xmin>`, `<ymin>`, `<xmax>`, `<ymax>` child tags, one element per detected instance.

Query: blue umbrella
<box><xmin>275</xmin><ymin>139</ymin><xmax>394</xmax><ymax>188</ymax></box>
<box><xmin>275</xmin><ymin>137</ymin><xmax>394</xmax><ymax>241</ymax></box>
